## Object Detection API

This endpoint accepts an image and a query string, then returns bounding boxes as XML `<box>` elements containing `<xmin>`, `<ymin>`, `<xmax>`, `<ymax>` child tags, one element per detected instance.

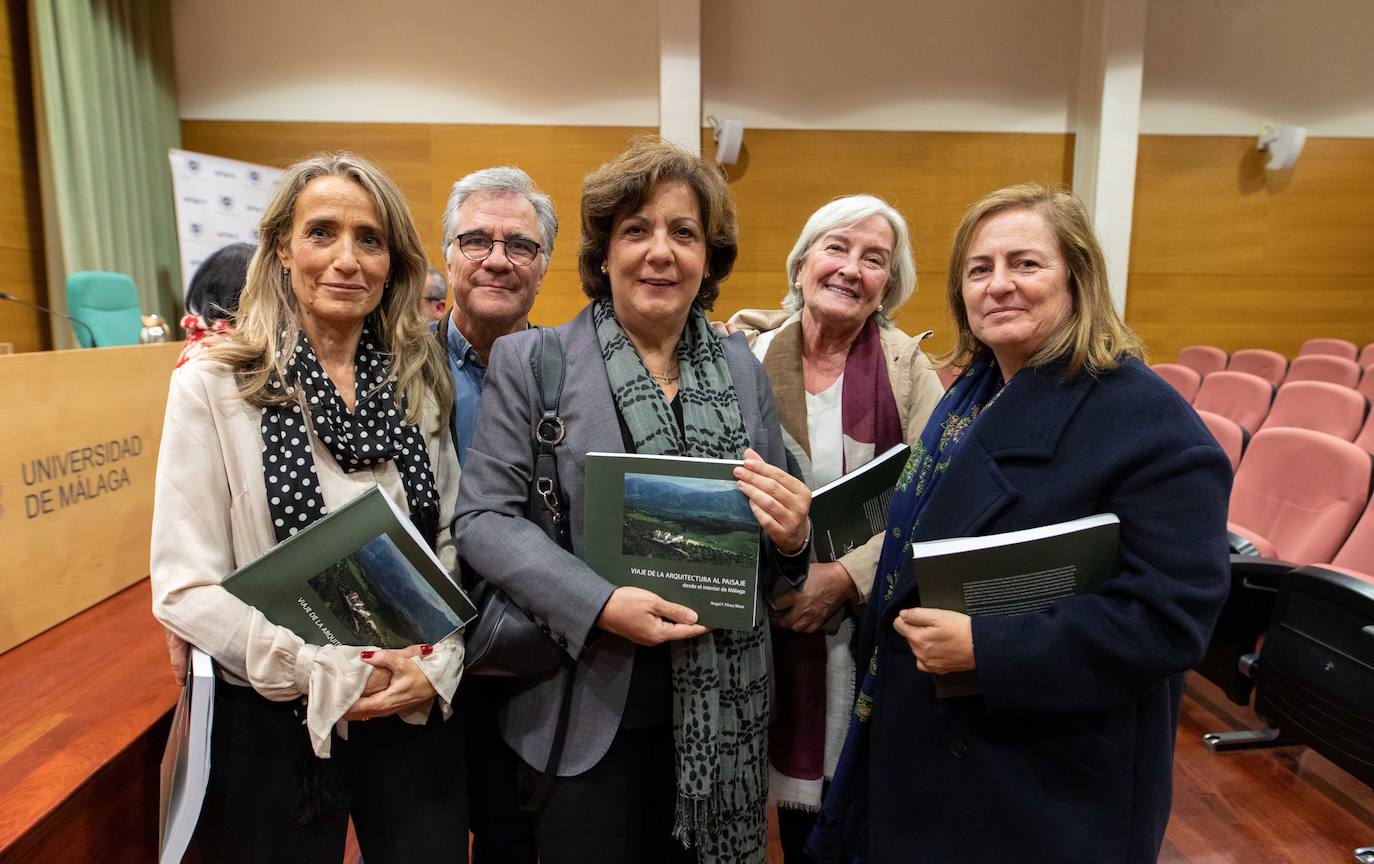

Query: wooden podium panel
<box><xmin>0</xmin><ymin>343</ymin><xmax>182</xmax><ymax>652</ymax></box>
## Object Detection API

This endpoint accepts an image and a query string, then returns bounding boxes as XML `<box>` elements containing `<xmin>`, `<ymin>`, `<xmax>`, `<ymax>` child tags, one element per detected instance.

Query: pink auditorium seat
<box><xmin>1359</xmin><ymin>364</ymin><xmax>1374</xmax><ymax>403</ymax></box>
<box><xmin>1227</xmin><ymin>427</ymin><xmax>1372</xmax><ymax>563</ymax></box>
<box><xmin>1193</xmin><ymin>371</ymin><xmax>1275</xmax><ymax>434</ymax></box>
<box><xmin>1196</xmin><ymin>409</ymin><xmax>1247</xmax><ymax>472</ymax></box>
<box><xmin>1298</xmin><ymin>337</ymin><xmax>1358</xmax><ymax>361</ymax></box>
<box><xmin>1150</xmin><ymin>363</ymin><xmax>1201</xmax><ymax>402</ymax></box>
<box><xmin>1228</xmin><ymin>348</ymin><xmax>1289</xmax><ymax>388</ymax></box>
<box><xmin>1178</xmin><ymin>345</ymin><xmax>1228</xmax><ymax>378</ymax></box>
<box><xmin>1284</xmin><ymin>353</ymin><xmax>1362</xmax><ymax>388</ymax></box>
<box><xmin>1320</xmin><ymin>497</ymin><xmax>1374</xmax><ymax>580</ymax></box>
<box><xmin>1357</xmin><ymin>414</ymin><xmax>1374</xmax><ymax>455</ymax></box>
<box><xmin>1359</xmin><ymin>342</ymin><xmax>1374</xmax><ymax>368</ymax></box>
<box><xmin>1259</xmin><ymin>380</ymin><xmax>1369</xmax><ymax>442</ymax></box>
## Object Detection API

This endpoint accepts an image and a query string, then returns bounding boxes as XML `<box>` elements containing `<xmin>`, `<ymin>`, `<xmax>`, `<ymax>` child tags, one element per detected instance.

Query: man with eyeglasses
<box><xmin>440</xmin><ymin>166</ymin><xmax>557</xmax><ymax>469</ymax></box>
<box><xmin>439</xmin><ymin>166</ymin><xmax>556</xmax><ymax>864</ymax></box>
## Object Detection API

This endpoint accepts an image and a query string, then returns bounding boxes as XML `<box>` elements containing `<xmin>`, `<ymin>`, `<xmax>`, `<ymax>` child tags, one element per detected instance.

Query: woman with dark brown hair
<box><xmin>454</xmin><ymin>137</ymin><xmax>812</xmax><ymax>864</ymax></box>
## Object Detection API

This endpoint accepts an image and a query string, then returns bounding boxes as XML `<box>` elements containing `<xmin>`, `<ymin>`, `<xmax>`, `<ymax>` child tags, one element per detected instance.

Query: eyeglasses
<box><xmin>452</xmin><ymin>232</ymin><xmax>542</xmax><ymax>266</ymax></box>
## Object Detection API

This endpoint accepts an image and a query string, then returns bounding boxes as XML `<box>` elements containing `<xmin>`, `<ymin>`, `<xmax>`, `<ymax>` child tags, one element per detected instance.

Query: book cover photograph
<box><xmin>810</xmin><ymin>443</ymin><xmax>910</xmax><ymax>562</ymax></box>
<box><xmin>223</xmin><ymin>485</ymin><xmax>477</xmax><ymax>648</ymax></box>
<box><xmin>307</xmin><ymin>533</ymin><xmax>466</xmax><ymax>648</ymax></box>
<box><xmin>584</xmin><ymin>453</ymin><xmax>761</xmax><ymax>630</ymax></box>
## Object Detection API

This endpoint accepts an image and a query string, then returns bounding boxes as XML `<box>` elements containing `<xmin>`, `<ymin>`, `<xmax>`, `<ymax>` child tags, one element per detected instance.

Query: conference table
<box><xmin>0</xmin><ymin>343</ymin><xmax>183</xmax><ymax>862</ymax></box>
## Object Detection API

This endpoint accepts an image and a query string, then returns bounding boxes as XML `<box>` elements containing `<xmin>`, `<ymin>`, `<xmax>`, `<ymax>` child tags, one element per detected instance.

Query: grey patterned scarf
<box><xmin>592</xmin><ymin>298</ymin><xmax>770</xmax><ymax>863</ymax></box>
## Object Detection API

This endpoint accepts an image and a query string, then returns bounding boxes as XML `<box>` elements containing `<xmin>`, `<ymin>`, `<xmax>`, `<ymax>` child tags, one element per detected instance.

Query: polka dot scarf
<box><xmin>260</xmin><ymin>325</ymin><xmax>440</xmax><ymax>550</ymax></box>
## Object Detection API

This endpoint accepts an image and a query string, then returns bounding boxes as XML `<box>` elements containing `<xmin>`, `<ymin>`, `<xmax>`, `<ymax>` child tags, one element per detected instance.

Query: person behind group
<box><xmin>809</xmin><ymin>184</ymin><xmax>1232</xmax><ymax>863</ymax></box>
<box><xmin>421</xmin><ymin>266</ymin><xmax>448</xmax><ymax>324</ymax></box>
<box><xmin>440</xmin><ymin>165</ymin><xmax>558</xmax><ymax>864</ymax></box>
<box><xmin>453</xmin><ymin>136</ymin><xmax>813</xmax><ymax>864</ymax></box>
<box><xmin>725</xmin><ymin>195</ymin><xmax>943</xmax><ymax>860</ymax></box>
<box><xmin>150</xmin><ymin>152</ymin><xmax>467</xmax><ymax>863</ymax></box>
<box><xmin>177</xmin><ymin>241</ymin><xmax>254</xmax><ymax>367</ymax></box>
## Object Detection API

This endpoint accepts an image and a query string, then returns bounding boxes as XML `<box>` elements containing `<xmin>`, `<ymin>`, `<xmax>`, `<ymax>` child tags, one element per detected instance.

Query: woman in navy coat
<box><xmin>810</xmin><ymin>184</ymin><xmax>1232</xmax><ymax>864</ymax></box>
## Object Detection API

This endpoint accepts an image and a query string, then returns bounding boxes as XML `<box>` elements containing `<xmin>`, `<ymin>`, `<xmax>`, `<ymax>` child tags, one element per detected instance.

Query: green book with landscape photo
<box><xmin>221</xmin><ymin>485</ymin><xmax>477</xmax><ymax>648</ymax></box>
<box><xmin>583</xmin><ymin>452</ymin><xmax>761</xmax><ymax>631</ymax></box>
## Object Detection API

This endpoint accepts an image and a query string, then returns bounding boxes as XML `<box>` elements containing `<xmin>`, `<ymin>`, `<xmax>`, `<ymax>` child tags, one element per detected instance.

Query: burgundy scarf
<box><xmin>762</xmin><ymin>315</ymin><xmax>901</xmax><ymax>807</ymax></box>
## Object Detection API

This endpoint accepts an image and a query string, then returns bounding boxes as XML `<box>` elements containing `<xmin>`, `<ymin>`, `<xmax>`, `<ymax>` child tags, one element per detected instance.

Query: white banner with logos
<box><xmin>168</xmin><ymin>148</ymin><xmax>283</xmax><ymax>295</ymax></box>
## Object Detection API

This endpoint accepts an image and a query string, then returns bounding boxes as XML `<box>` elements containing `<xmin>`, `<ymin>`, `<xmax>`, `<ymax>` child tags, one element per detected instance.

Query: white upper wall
<box><xmin>1141</xmin><ymin>0</ymin><xmax>1374</xmax><ymax>137</ymax></box>
<box><xmin>700</xmin><ymin>0</ymin><xmax>1083</xmax><ymax>133</ymax></box>
<box><xmin>173</xmin><ymin>0</ymin><xmax>1374</xmax><ymax>137</ymax></box>
<box><xmin>172</xmin><ymin>0</ymin><xmax>661</xmax><ymax>125</ymax></box>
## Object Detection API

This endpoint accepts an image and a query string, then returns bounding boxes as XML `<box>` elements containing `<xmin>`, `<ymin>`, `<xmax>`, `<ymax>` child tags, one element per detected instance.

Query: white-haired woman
<box><xmin>726</xmin><ymin>194</ymin><xmax>942</xmax><ymax>861</ymax></box>
<box><xmin>151</xmin><ymin>152</ymin><xmax>465</xmax><ymax>863</ymax></box>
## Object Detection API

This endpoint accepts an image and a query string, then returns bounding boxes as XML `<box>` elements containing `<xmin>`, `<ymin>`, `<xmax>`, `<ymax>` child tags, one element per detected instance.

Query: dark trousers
<box><xmin>193</xmin><ymin>681</ymin><xmax>468</xmax><ymax>864</ymax></box>
<box><xmin>777</xmin><ymin>805</ymin><xmax>819</xmax><ymax>863</ymax></box>
<box><xmin>461</xmin><ymin>676</ymin><xmax>537</xmax><ymax>864</ymax></box>
<box><xmin>518</xmin><ymin>722</ymin><xmax>697</xmax><ymax>864</ymax></box>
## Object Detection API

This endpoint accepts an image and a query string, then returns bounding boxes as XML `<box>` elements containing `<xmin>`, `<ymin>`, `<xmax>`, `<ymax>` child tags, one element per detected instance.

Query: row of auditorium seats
<box><xmin>1160</xmin><ymin>354</ymin><xmax>1374</xmax><ymax>400</ymax></box>
<box><xmin>1178</xmin><ymin>337</ymin><xmax>1374</xmax><ymax>383</ymax></box>
<box><xmin>1153</xmin><ymin>341</ymin><xmax>1374</xmax><ymax>460</ymax></box>
<box><xmin>1188</xmin><ymin>365</ymin><xmax>1374</xmax><ymax>861</ymax></box>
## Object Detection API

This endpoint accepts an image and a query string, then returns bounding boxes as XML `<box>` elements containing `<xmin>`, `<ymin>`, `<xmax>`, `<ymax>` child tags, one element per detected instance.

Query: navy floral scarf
<box><xmin>807</xmin><ymin>356</ymin><xmax>1007</xmax><ymax>862</ymax></box>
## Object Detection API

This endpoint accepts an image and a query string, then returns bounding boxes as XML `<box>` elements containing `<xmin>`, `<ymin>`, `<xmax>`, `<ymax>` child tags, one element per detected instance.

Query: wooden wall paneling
<box><xmin>179</xmin><ymin>122</ymin><xmax>1078</xmax><ymax>358</ymax></box>
<box><xmin>1127</xmin><ymin>273</ymin><xmax>1374</xmax><ymax>361</ymax></box>
<box><xmin>0</xmin><ymin>343</ymin><xmax>183</xmax><ymax>651</ymax></box>
<box><xmin>180</xmin><ymin>119</ymin><xmax>436</xmax><ymax>247</ymax></box>
<box><xmin>1128</xmin><ymin>135</ymin><xmax>1374</xmax><ymax>360</ymax></box>
<box><xmin>1127</xmin><ymin>136</ymin><xmax>1269</xmax><ymax>276</ymax></box>
<box><xmin>0</xmin><ymin>0</ymin><xmax>48</xmax><ymax>354</ymax></box>
<box><xmin>1263</xmin><ymin>137</ymin><xmax>1374</xmax><ymax>275</ymax></box>
<box><xmin>179</xmin><ymin>120</ymin><xmax>657</xmax><ymax>331</ymax></box>
<box><xmin>714</xmin><ymin>129</ymin><xmax>1075</xmax><ymax>358</ymax></box>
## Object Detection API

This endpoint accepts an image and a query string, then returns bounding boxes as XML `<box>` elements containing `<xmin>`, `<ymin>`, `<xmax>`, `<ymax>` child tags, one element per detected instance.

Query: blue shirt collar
<box><xmin>446</xmin><ymin>319</ymin><xmax>485</xmax><ymax>369</ymax></box>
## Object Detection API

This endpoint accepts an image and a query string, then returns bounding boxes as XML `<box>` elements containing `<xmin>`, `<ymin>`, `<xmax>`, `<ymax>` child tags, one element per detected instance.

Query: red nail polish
<box><xmin>420</xmin><ymin>644</ymin><xmax>434</xmax><ymax>656</ymax></box>
<box><xmin>361</xmin><ymin>650</ymin><xmax>375</xmax><ymax>659</ymax></box>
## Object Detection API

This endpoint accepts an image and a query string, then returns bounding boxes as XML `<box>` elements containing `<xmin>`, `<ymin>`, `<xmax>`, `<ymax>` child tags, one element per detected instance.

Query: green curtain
<box><xmin>30</xmin><ymin>0</ymin><xmax>181</xmax><ymax>348</ymax></box>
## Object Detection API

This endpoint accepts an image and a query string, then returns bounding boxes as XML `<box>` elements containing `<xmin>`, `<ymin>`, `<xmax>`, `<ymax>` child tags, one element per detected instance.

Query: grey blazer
<box><xmin>452</xmin><ymin>304</ymin><xmax>801</xmax><ymax>776</ymax></box>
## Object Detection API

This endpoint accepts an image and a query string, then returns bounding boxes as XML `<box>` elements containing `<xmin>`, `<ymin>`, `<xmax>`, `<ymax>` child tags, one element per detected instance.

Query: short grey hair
<box><xmin>782</xmin><ymin>194</ymin><xmax>917</xmax><ymax>326</ymax></box>
<box><xmin>423</xmin><ymin>267</ymin><xmax>446</xmax><ymax>300</ymax></box>
<box><xmin>441</xmin><ymin>166</ymin><xmax>558</xmax><ymax>264</ymax></box>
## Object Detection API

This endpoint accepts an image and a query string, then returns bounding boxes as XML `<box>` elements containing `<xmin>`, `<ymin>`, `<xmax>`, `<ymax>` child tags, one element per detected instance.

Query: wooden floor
<box><xmin>343</xmin><ymin>672</ymin><xmax>1374</xmax><ymax>863</ymax></box>
<box><xmin>1163</xmin><ymin>675</ymin><xmax>1374</xmax><ymax>863</ymax></box>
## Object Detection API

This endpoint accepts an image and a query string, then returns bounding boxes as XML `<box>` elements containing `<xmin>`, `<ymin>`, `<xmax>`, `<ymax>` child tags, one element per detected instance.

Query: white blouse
<box><xmin>149</xmin><ymin>359</ymin><xmax>463</xmax><ymax>757</ymax></box>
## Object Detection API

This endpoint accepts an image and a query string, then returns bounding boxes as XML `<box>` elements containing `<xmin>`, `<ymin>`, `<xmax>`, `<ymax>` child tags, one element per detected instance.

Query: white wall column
<box><xmin>659</xmin><ymin>0</ymin><xmax>701</xmax><ymax>154</ymax></box>
<box><xmin>1072</xmin><ymin>0</ymin><xmax>1147</xmax><ymax>315</ymax></box>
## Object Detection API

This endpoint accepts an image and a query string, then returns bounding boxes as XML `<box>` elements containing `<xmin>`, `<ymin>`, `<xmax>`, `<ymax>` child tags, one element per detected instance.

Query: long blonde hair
<box><xmin>945</xmin><ymin>184</ymin><xmax>1144</xmax><ymax>377</ymax></box>
<box><xmin>211</xmin><ymin>152</ymin><xmax>451</xmax><ymax>427</ymax></box>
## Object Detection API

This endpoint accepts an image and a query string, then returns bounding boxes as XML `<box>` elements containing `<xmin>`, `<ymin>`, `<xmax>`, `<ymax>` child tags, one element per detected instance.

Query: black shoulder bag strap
<box><xmin>437</xmin><ymin>318</ymin><xmax>577</xmax><ymax>812</ymax></box>
<box><xmin>525</xmin><ymin>326</ymin><xmax>577</xmax><ymax>813</ymax></box>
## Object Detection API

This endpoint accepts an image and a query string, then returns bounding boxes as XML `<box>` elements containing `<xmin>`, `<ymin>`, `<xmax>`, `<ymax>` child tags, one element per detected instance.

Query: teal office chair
<box><xmin>65</xmin><ymin>271</ymin><xmax>141</xmax><ymax>347</ymax></box>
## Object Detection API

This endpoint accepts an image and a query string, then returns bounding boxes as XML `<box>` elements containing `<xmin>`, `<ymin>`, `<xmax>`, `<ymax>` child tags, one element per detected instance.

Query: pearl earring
<box><xmin>600</xmin><ymin>262</ymin><xmax>608</xmax><ymax>275</ymax></box>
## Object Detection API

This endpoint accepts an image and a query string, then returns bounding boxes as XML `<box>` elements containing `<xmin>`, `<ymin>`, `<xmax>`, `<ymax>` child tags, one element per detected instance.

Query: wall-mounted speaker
<box><xmin>712</xmin><ymin>118</ymin><xmax>744</xmax><ymax>165</ymax></box>
<box><xmin>1257</xmin><ymin>121</ymin><xmax>1307</xmax><ymax>171</ymax></box>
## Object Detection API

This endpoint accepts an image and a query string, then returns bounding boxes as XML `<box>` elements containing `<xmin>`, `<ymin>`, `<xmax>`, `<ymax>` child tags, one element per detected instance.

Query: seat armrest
<box><xmin>1230</xmin><ymin>554</ymin><xmax>1296</xmax><ymax>592</ymax></box>
<box><xmin>1228</xmin><ymin>523</ymin><xmax>1277</xmax><ymax>558</ymax></box>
